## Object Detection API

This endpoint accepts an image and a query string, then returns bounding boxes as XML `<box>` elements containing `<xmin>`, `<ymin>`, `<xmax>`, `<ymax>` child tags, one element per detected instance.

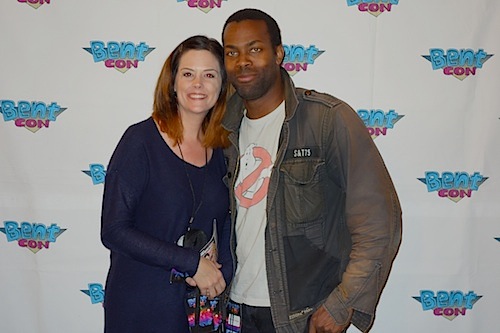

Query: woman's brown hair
<box><xmin>152</xmin><ymin>35</ymin><xmax>229</xmax><ymax>148</ymax></box>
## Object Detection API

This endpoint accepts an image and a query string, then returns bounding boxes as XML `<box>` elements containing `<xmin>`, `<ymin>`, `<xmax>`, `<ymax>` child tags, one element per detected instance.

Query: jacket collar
<box><xmin>222</xmin><ymin>67</ymin><xmax>299</xmax><ymax>133</ymax></box>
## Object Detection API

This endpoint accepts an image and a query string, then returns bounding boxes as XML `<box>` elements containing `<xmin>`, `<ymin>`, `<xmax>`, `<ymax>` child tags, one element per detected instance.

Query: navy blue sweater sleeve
<box><xmin>100</xmin><ymin>125</ymin><xmax>200</xmax><ymax>276</ymax></box>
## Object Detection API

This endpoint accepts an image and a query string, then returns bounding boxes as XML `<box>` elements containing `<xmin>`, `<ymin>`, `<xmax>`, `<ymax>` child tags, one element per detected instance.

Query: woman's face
<box><xmin>174</xmin><ymin>49</ymin><xmax>223</xmax><ymax>119</ymax></box>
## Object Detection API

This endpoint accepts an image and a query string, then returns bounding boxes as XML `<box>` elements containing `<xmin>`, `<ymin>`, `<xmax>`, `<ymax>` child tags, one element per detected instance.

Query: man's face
<box><xmin>223</xmin><ymin>19</ymin><xmax>283</xmax><ymax>102</ymax></box>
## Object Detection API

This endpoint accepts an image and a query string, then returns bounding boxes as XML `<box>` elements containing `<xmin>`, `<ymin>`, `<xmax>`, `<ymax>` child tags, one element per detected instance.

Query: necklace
<box><xmin>177</xmin><ymin>142</ymin><xmax>208</xmax><ymax>231</ymax></box>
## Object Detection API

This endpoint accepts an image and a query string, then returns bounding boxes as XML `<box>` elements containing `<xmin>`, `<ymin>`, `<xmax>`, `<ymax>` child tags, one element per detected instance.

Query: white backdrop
<box><xmin>1</xmin><ymin>1</ymin><xmax>499</xmax><ymax>332</ymax></box>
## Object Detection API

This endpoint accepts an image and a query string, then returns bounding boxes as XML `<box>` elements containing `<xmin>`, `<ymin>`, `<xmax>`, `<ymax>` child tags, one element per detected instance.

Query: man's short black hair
<box><xmin>222</xmin><ymin>8</ymin><xmax>282</xmax><ymax>48</ymax></box>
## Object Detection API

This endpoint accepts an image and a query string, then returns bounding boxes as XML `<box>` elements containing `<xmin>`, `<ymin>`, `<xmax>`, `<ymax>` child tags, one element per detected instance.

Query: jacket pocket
<box><xmin>280</xmin><ymin>159</ymin><xmax>325</xmax><ymax>224</ymax></box>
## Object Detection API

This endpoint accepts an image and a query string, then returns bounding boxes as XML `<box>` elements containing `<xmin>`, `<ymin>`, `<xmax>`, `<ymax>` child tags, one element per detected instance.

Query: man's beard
<box><xmin>231</xmin><ymin>67</ymin><xmax>276</xmax><ymax>101</ymax></box>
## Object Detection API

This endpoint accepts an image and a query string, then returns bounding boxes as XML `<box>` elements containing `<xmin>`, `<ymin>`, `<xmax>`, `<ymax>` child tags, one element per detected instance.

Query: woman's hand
<box><xmin>185</xmin><ymin>256</ymin><xmax>226</xmax><ymax>298</ymax></box>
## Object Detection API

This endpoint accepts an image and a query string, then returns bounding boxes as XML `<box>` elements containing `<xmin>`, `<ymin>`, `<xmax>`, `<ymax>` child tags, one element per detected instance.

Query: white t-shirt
<box><xmin>230</xmin><ymin>102</ymin><xmax>285</xmax><ymax>306</ymax></box>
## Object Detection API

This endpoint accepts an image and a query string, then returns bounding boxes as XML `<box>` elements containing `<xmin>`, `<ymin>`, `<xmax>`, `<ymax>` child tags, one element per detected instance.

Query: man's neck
<box><xmin>244</xmin><ymin>78</ymin><xmax>285</xmax><ymax>119</ymax></box>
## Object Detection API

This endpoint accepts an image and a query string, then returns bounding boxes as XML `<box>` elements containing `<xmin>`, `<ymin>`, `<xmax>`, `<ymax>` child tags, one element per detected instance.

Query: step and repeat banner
<box><xmin>1</xmin><ymin>1</ymin><xmax>499</xmax><ymax>332</ymax></box>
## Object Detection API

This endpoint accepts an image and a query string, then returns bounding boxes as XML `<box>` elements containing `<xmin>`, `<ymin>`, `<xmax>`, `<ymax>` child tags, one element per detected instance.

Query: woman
<box><xmin>101</xmin><ymin>35</ymin><xmax>232</xmax><ymax>332</ymax></box>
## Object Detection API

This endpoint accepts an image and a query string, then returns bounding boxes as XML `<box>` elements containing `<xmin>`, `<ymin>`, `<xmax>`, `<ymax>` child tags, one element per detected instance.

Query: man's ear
<box><xmin>276</xmin><ymin>45</ymin><xmax>285</xmax><ymax>65</ymax></box>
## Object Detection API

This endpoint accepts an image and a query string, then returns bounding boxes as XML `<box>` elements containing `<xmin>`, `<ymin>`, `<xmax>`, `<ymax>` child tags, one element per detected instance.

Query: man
<box><xmin>221</xmin><ymin>8</ymin><xmax>402</xmax><ymax>333</ymax></box>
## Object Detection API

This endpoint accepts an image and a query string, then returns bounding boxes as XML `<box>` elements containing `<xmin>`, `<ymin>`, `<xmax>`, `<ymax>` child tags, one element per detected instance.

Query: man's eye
<box><xmin>250</xmin><ymin>47</ymin><xmax>261</xmax><ymax>53</ymax></box>
<box><xmin>226</xmin><ymin>51</ymin><xmax>237</xmax><ymax>57</ymax></box>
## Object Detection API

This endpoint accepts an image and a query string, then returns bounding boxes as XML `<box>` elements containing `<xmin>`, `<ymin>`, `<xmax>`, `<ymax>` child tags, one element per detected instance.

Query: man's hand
<box><xmin>308</xmin><ymin>306</ymin><xmax>353</xmax><ymax>333</ymax></box>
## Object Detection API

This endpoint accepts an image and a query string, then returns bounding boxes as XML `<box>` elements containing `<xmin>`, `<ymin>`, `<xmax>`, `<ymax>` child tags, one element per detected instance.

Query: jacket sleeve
<box><xmin>322</xmin><ymin>102</ymin><xmax>402</xmax><ymax>332</ymax></box>
<box><xmin>218</xmin><ymin>214</ymin><xmax>234</xmax><ymax>286</ymax></box>
<box><xmin>100</xmin><ymin>127</ymin><xmax>200</xmax><ymax>276</ymax></box>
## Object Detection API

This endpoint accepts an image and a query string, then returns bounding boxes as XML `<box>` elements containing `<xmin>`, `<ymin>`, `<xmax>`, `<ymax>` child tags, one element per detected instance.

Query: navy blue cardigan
<box><xmin>101</xmin><ymin>118</ymin><xmax>232</xmax><ymax>333</ymax></box>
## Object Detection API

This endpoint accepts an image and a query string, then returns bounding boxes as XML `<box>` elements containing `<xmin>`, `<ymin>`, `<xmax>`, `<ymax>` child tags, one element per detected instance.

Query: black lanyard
<box><xmin>178</xmin><ymin>143</ymin><xmax>208</xmax><ymax>231</ymax></box>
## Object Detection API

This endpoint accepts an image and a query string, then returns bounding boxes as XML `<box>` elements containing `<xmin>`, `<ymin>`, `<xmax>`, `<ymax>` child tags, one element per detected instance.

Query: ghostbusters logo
<box><xmin>235</xmin><ymin>144</ymin><xmax>273</xmax><ymax>209</ymax></box>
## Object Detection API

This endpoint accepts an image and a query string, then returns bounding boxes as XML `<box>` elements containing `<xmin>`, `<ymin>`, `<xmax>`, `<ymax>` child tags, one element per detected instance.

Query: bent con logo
<box><xmin>422</xmin><ymin>48</ymin><xmax>494</xmax><ymax>81</ymax></box>
<box><xmin>282</xmin><ymin>44</ymin><xmax>324</xmax><ymax>77</ymax></box>
<box><xmin>346</xmin><ymin>0</ymin><xmax>400</xmax><ymax>17</ymax></box>
<box><xmin>18</xmin><ymin>0</ymin><xmax>50</xmax><ymax>9</ymax></box>
<box><xmin>176</xmin><ymin>0</ymin><xmax>228</xmax><ymax>13</ymax></box>
<box><xmin>83</xmin><ymin>41</ymin><xmax>155</xmax><ymax>73</ymax></box>
<box><xmin>1</xmin><ymin>221</ymin><xmax>66</xmax><ymax>254</ymax></box>
<box><xmin>81</xmin><ymin>283</ymin><xmax>105</xmax><ymax>304</ymax></box>
<box><xmin>82</xmin><ymin>164</ymin><xmax>106</xmax><ymax>185</ymax></box>
<box><xmin>0</xmin><ymin>100</ymin><xmax>67</xmax><ymax>133</ymax></box>
<box><xmin>357</xmin><ymin>109</ymin><xmax>403</xmax><ymax>139</ymax></box>
<box><xmin>413</xmin><ymin>290</ymin><xmax>482</xmax><ymax>321</ymax></box>
<box><xmin>418</xmin><ymin>171</ymin><xmax>488</xmax><ymax>203</ymax></box>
